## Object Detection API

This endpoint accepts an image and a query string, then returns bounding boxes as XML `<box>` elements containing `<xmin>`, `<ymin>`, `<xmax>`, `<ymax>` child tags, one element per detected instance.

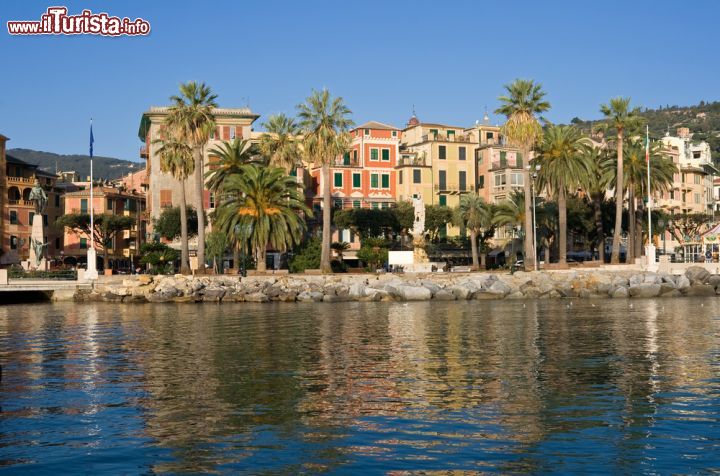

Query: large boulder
<box><xmin>433</xmin><ymin>289</ymin><xmax>456</xmax><ymax>301</ymax></box>
<box><xmin>686</xmin><ymin>266</ymin><xmax>710</xmax><ymax>284</ymax></box>
<box><xmin>474</xmin><ymin>280</ymin><xmax>511</xmax><ymax>300</ymax></box>
<box><xmin>297</xmin><ymin>291</ymin><xmax>323</xmax><ymax>302</ymax></box>
<box><xmin>628</xmin><ymin>283</ymin><xmax>661</xmax><ymax>298</ymax></box>
<box><xmin>396</xmin><ymin>285</ymin><xmax>432</xmax><ymax>301</ymax></box>
<box><xmin>202</xmin><ymin>287</ymin><xmax>226</xmax><ymax>302</ymax></box>
<box><xmin>610</xmin><ymin>286</ymin><xmax>629</xmax><ymax>298</ymax></box>
<box><xmin>684</xmin><ymin>284</ymin><xmax>716</xmax><ymax>296</ymax></box>
<box><xmin>244</xmin><ymin>292</ymin><xmax>269</xmax><ymax>303</ymax></box>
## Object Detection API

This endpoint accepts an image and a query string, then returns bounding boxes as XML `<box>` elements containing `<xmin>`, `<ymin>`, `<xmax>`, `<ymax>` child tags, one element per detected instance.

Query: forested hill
<box><xmin>6</xmin><ymin>148</ymin><xmax>143</xmax><ymax>180</ymax></box>
<box><xmin>569</xmin><ymin>101</ymin><xmax>720</xmax><ymax>163</ymax></box>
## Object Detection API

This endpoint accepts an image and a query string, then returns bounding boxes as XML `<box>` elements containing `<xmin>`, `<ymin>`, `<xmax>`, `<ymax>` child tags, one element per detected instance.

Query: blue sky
<box><xmin>1</xmin><ymin>0</ymin><xmax>718</xmax><ymax>162</ymax></box>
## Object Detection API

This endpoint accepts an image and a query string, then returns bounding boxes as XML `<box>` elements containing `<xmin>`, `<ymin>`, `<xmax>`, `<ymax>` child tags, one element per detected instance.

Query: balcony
<box><xmin>434</xmin><ymin>183</ymin><xmax>469</xmax><ymax>194</ymax></box>
<box><xmin>655</xmin><ymin>198</ymin><xmax>682</xmax><ymax>210</ymax></box>
<box><xmin>332</xmin><ymin>159</ymin><xmax>360</xmax><ymax>168</ymax></box>
<box><xmin>7</xmin><ymin>176</ymin><xmax>34</xmax><ymax>185</ymax></box>
<box><xmin>397</xmin><ymin>156</ymin><xmax>430</xmax><ymax>167</ymax></box>
<box><xmin>140</xmin><ymin>145</ymin><xmax>148</xmax><ymax>158</ymax></box>
<box><xmin>421</xmin><ymin>133</ymin><xmax>471</xmax><ymax>143</ymax></box>
<box><xmin>8</xmin><ymin>199</ymin><xmax>33</xmax><ymax>206</ymax></box>
<box><xmin>490</xmin><ymin>160</ymin><xmax>522</xmax><ymax>171</ymax></box>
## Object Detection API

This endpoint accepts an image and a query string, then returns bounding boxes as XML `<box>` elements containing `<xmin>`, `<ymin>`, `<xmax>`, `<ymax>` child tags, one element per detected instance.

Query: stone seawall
<box><xmin>75</xmin><ymin>266</ymin><xmax>720</xmax><ymax>303</ymax></box>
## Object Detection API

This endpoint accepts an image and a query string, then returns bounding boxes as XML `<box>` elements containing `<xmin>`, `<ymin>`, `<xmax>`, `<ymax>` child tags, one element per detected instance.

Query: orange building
<box><xmin>62</xmin><ymin>186</ymin><xmax>146</xmax><ymax>271</ymax></box>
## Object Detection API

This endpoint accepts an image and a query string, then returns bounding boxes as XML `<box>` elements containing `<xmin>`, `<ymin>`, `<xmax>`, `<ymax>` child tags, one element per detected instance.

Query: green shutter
<box><xmin>500</xmin><ymin>151</ymin><xmax>507</xmax><ymax>167</ymax></box>
<box><xmin>439</xmin><ymin>195</ymin><xmax>447</xmax><ymax>206</ymax></box>
<box><xmin>353</xmin><ymin>200</ymin><xmax>361</xmax><ymax>208</ymax></box>
<box><xmin>371</xmin><ymin>174</ymin><xmax>379</xmax><ymax>188</ymax></box>
<box><xmin>381</xmin><ymin>149</ymin><xmax>390</xmax><ymax>161</ymax></box>
<box><xmin>381</xmin><ymin>174</ymin><xmax>390</xmax><ymax>188</ymax></box>
<box><xmin>353</xmin><ymin>173</ymin><xmax>361</xmax><ymax>188</ymax></box>
<box><xmin>516</xmin><ymin>153</ymin><xmax>523</xmax><ymax>168</ymax></box>
<box><xmin>439</xmin><ymin>145</ymin><xmax>446</xmax><ymax>160</ymax></box>
<box><xmin>343</xmin><ymin>152</ymin><xmax>350</xmax><ymax>165</ymax></box>
<box><xmin>371</xmin><ymin>149</ymin><xmax>379</xmax><ymax>161</ymax></box>
<box><xmin>334</xmin><ymin>172</ymin><xmax>343</xmax><ymax>187</ymax></box>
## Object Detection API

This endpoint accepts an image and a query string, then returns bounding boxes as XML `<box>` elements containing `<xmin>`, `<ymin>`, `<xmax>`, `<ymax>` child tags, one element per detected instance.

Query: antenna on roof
<box><xmin>483</xmin><ymin>106</ymin><xmax>490</xmax><ymax>125</ymax></box>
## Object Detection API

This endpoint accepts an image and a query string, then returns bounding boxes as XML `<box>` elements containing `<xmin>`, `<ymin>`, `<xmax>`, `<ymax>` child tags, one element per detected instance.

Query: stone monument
<box><xmin>411</xmin><ymin>197</ymin><xmax>430</xmax><ymax>264</ymax></box>
<box><xmin>28</xmin><ymin>179</ymin><xmax>48</xmax><ymax>270</ymax></box>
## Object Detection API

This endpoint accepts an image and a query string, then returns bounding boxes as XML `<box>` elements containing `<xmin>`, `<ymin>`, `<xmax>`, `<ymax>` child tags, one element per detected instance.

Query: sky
<box><xmin>1</xmin><ymin>0</ymin><xmax>719</xmax><ymax>162</ymax></box>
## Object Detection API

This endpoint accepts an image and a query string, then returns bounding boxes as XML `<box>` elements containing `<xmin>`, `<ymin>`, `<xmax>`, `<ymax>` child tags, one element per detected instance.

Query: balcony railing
<box><xmin>434</xmin><ymin>183</ymin><xmax>469</xmax><ymax>193</ymax></box>
<box><xmin>332</xmin><ymin>159</ymin><xmax>360</xmax><ymax>167</ymax></box>
<box><xmin>421</xmin><ymin>133</ymin><xmax>471</xmax><ymax>143</ymax></box>
<box><xmin>7</xmin><ymin>176</ymin><xmax>34</xmax><ymax>184</ymax></box>
<box><xmin>8</xmin><ymin>199</ymin><xmax>33</xmax><ymax>206</ymax></box>
<box><xmin>397</xmin><ymin>156</ymin><xmax>429</xmax><ymax>167</ymax></box>
<box><xmin>490</xmin><ymin>160</ymin><xmax>522</xmax><ymax>171</ymax></box>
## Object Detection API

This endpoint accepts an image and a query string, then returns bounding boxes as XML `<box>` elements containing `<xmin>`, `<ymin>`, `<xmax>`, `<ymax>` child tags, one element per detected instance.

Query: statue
<box><xmin>30</xmin><ymin>238</ymin><xmax>47</xmax><ymax>268</ymax></box>
<box><xmin>28</xmin><ymin>179</ymin><xmax>48</xmax><ymax>214</ymax></box>
<box><xmin>411</xmin><ymin>196</ymin><xmax>425</xmax><ymax>241</ymax></box>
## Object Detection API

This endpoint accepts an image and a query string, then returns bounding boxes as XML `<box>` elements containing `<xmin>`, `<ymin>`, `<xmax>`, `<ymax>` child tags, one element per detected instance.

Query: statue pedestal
<box><xmin>85</xmin><ymin>247</ymin><xmax>99</xmax><ymax>280</ymax></box>
<box><xmin>28</xmin><ymin>214</ymin><xmax>46</xmax><ymax>270</ymax></box>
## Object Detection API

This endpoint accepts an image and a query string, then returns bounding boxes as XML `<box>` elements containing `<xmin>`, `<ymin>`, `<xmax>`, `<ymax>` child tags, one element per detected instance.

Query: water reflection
<box><xmin>1</xmin><ymin>299</ymin><xmax>719</xmax><ymax>473</ymax></box>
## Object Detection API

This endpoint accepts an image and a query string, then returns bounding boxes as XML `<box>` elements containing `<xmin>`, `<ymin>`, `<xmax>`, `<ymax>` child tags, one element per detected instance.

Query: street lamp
<box><xmin>526</xmin><ymin>164</ymin><xmax>541</xmax><ymax>271</ymax></box>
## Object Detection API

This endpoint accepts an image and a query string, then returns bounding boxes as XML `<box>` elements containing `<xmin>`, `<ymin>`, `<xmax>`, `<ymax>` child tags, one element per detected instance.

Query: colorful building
<box><xmin>1</xmin><ymin>141</ymin><xmax>65</xmax><ymax>265</ymax></box>
<box><xmin>62</xmin><ymin>186</ymin><xmax>146</xmax><ymax>270</ymax></box>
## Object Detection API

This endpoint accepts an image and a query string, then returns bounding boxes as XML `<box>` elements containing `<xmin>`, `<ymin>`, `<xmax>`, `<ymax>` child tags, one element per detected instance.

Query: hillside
<box><xmin>7</xmin><ymin>148</ymin><xmax>143</xmax><ymax>180</ymax></box>
<box><xmin>569</xmin><ymin>100</ymin><xmax>720</xmax><ymax>162</ymax></box>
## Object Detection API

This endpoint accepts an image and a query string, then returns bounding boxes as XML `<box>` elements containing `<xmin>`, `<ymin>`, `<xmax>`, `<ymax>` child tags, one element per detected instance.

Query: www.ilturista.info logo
<box><xmin>7</xmin><ymin>7</ymin><xmax>150</xmax><ymax>36</ymax></box>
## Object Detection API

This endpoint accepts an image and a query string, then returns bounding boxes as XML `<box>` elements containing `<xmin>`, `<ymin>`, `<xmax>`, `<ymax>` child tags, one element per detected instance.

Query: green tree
<box><xmin>206</xmin><ymin>230</ymin><xmax>229</xmax><ymax>274</ymax></box>
<box><xmin>333</xmin><ymin>208</ymin><xmax>399</xmax><ymax>239</ymax></box>
<box><xmin>259</xmin><ymin>114</ymin><xmax>302</xmax><ymax>173</ymax></box>
<box><xmin>535</xmin><ymin>125</ymin><xmax>591</xmax><ymax>264</ymax></box>
<box><xmin>454</xmin><ymin>194</ymin><xmax>494</xmax><ymax>270</ymax></box>
<box><xmin>154</xmin><ymin>125</ymin><xmax>194</xmax><ymax>273</ymax></box>
<box><xmin>331</xmin><ymin>241</ymin><xmax>350</xmax><ymax>261</ymax></box>
<box><xmin>139</xmin><ymin>242</ymin><xmax>179</xmax><ymax>275</ymax></box>
<box><xmin>57</xmin><ymin>213</ymin><xmax>134</xmax><ymax>270</ymax></box>
<box><xmin>599</xmin><ymin>97</ymin><xmax>643</xmax><ymax>263</ymax></box>
<box><xmin>289</xmin><ymin>237</ymin><xmax>321</xmax><ymax>273</ymax></box>
<box><xmin>205</xmin><ymin>138</ymin><xmax>259</xmax><ymax>192</ymax></box>
<box><xmin>357</xmin><ymin>237</ymin><xmax>389</xmax><ymax>271</ymax></box>
<box><xmin>297</xmin><ymin>89</ymin><xmax>354</xmax><ymax>273</ymax></box>
<box><xmin>213</xmin><ymin>165</ymin><xmax>310</xmax><ymax>272</ymax></box>
<box><xmin>424</xmin><ymin>205</ymin><xmax>454</xmax><ymax>241</ymax></box>
<box><xmin>495</xmin><ymin>79</ymin><xmax>550</xmax><ymax>270</ymax></box>
<box><xmin>579</xmin><ymin>145</ymin><xmax>614</xmax><ymax>262</ymax></box>
<box><xmin>166</xmin><ymin>81</ymin><xmax>217</xmax><ymax>272</ymax></box>
<box><xmin>154</xmin><ymin>206</ymin><xmax>199</xmax><ymax>240</ymax></box>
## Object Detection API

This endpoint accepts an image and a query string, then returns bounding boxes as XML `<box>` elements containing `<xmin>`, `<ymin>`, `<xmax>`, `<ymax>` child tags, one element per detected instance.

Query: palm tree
<box><xmin>599</xmin><ymin>97</ymin><xmax>642</xmax><ymax>264</ymax></box>
<box><xmin>154</xmin><ymin>125</ymin><xmax>194</xmax><ymax>274</ymax></box>
<box><xmin>206</xmin><ymin>138</ymin><xmax>258</xmax><ymax>192</ymax></box>
<box><xmin>212</xmin><ymin>165</ymin><xmax>310</xmax><ymax>272</ymax></box>
<box><xmin>495</xmin><ymin>79</ymin><xmax>550</xmax><ymax>271</ymax></box>
<box><xmin>166</xmin><ymin>81</ymin><xmax>217</xmax><ymax>272</ymax></box>
<box><xmin>454</xmin><ymin>194</ymin><xmax>494</xmax><ymax>270</ymax></box>
<box><xmin>535</xmin><ymin>125</ymin><xmax>591</xmax><ymax>264</ymax></box>
<box><xmin>579</xmin><ymin>144</ymin><xmax>614</xmax><ymax>262</ymax></box>
<box><xmin>331</xmin><ymin>241</ymin><xmax>350</xmax><ymax>261</ymax></box>
<box><xmin>297</xmin><ymin>89</ymin><xmax>354</xmax><ymax>273</ymax></box>
<box><xmin>259</xmin><ymin>114</ymin><xmax>302</xmax><ymax>173</ymax></box>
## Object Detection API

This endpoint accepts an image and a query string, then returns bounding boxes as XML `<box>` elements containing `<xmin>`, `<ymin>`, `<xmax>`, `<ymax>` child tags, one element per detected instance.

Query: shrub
<box><xmin>288</xmin><ymin>237</ymin><xmax>321</xmax><ymax>273</ymax></box>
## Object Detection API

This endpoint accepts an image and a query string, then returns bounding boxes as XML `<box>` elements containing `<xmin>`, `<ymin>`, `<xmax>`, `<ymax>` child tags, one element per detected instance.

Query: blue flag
<box><xmin>90</xmin><ymin>123</ymin><xmax>94</xmax><ymax>158</ymax></box>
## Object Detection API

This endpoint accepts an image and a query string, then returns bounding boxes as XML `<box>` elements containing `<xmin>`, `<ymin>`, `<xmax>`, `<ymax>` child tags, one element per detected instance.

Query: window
<box><xmin>54</xmin><ymin>194</ymin><xmax>60</xmax><ymax>207</ymax></box>
<box><xmin>160</xmin><ymin>190</ymin><xmax>172</xmax><ymax>208</ymax></box>
<box><xmin>439</xmin><ymin>194</ymin><xmax>447</xmax><ymax>206</ymax></box>
<box><xmin>695</xmin><ymin>193</ymin><xmax>701</xmax><ymax>204</ymax></box>
<box><xmin>694</xmin><ymin>174</ymin><xmax>701</xmax><ymax>184</ymax></box>
<box><xmin>693</xmin><ymin>151</ymin><xmax>701</xmax><ymax>159</ymax></box>
<box><xmin>511</xmin><ymin>173</ymin><xmax>524</xmax><ymax>186</ymax></box>
<box><xmin>81</xmin><ymin>198</ymin><xmax>88</xmax><ymax>213</ymax></box>
<box><xmin>439</xmin><ymin>145</ymin><xmax>446</xmax><ymax>160</ymax></box>
<box><xmin>10</xmin><ymin>211</ymin><xmax>17</xmax><ymax>225</ymax></box>
<box><xmin>439</xmin><ymin>170</ymin><xmax>447</xmax><ymax>190</ymax></box>
<box><xmin>479</xmin><ymin>175</ymin><xmax>485</xmax><ymax>189</ymax></box>
<box><xmin>399</xmin><ymin>170</ymin><xmax>403</xmax><ymax>185</ymax></box>
<box><xmin>372</xmin><ymin>202</ymin><xmax>379</xmax><ymax>209</ymax></box>
<box><xmin>334</xmin><ymin>172</ymin><xmax>343</xmax><ymax>187</ymax></box>
<box><xmin>29</xmin><ymin>212</ymin><xmax>34</xmax><ymax>224</ymax></box>
<box><xmin>447</xmin><ymin>130</ymin><xmax>455</xmax><ymax>137</ymax></box>
<box><xmin>55</xmin><ymin>237</ymin><xmax>60</xmax><ymax>250</ymax></box>
<box><xmin>353</xmin><ymin>200</ymin><xmax>361</xmax><ymax>208</ymax></box>
<box><xmin>370</xmin><ymin>148</ymin><xmax>379</xmax><ymax>161</ymax></box>
<box><xmin>230</xmin><ymin>127</ymin><xmax>236</xmax><ymax>139</ymax></box>
<box><xmin>43</xmin><ymin>214</ymin><xmax>48</xmax><ymax>226</ymax></box>
<box><xmin>343</xmin><ymin>152</ymin><xmax>350</xmax><ymax>165</ymax></box>
<box><xmin>107</xmin><ymin>198</ymin><xmax>113</xmax><ymax>211</ymax></box>
<box><xmin>10</xmin><ymin>236</ymin><xmax>17</xmax><ymax>250</ymax></box>
<box><xmin>334</xmin><ymin>199</ymin><xmax>343</xmax><ymax>209</ymax></box>
<box><xmin>413</xmin><ymin>169</ymin><xmax>421</xmax><ymax>184</ymax></box>
<box><xmin>381</xmin><ymin>174</ymin><xmax>390</xmax><ymax>189</ymax></box>
<box><xmin>459</xmin><ymin>147</ymin><xmax>466</xmax><ymax>161</ymax></box>
<box><xmin>500</xmin><ymin>151</ymin><xmax>507</xmax><ymax>167</ymax></box>
<box><xmin>381</xmin><ymin>149</ymin><xmax>390</xmax><ymax>161</ymax></box>
<box><xmin>382</xmin><ymin>202</ymin><xmax>390</xmax><ymax>209</ymax></box>
<box><xmin>352</xmin><ymin>173</ymin><xmax>361</xmax><ymax>188</ymax></box>
<box><xmin>392</xmin><ymin>131</ymin><xmax>397</xmax><ymax>137</ymax></box>
<box><xmin>349</xmin><ymin>231</ymin><xmax>355</xmax><ymax>243</ymax></box>
<box><xmin>430</xmin><ymin>129</ymin><xmax>438</xmax><ymax>139</ymax></box>
<box><xmin>353</xmin><ymin>150</ymin><xmax>358</xmax><ymax>162</ymax></box>
<box><xmin>364</xmin><ymin>128</ymin><xmax>370</xmax><ymax>136</ymax></box>
<box><xmin>494</xmin><ymin>173</ymin><xmax>507</xmax><ymax>186</ymax></box>
<box><xmin>370</xmin><ymin>174</ymin><xmax>379</xmax><ymax>188</ymax></box>
<box><xmin>459</xmin><ymin>171</ymin><xmax>466</xmax><ymax>191</ymax></box>
<box><xmin>516</xmin><ymin>152</ymin><xmax>523</xmax><ymax>168</ymax></box>
<box><xmin>209</xmin><ymin>192</ymin><xmax>215</xmax><ymax>208</ymax></box>
<box><xmin>80</xmin><ymin>237</ymin><xmax>87</xmax><ymax>249</ymax></box>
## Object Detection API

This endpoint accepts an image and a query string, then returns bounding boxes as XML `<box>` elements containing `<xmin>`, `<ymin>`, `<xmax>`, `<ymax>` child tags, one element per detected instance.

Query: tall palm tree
<box><xmin>166</xmin><ymin>81</ymin><xmax>217</xmax><ymax>272</ymax></box>
<box><xmin>206</xmin><ymin>138</ymin><xmax>258</xmax><ymax>192</ymax></box>
<box><xmin>212</xmin><ymin>165</ymin><xmax>310</xmax><ymax>272</ymax></box>
<box><xmin>599</xmin><ymin>97</ymin><xmax>642</xmax><ymax>264</ymax></box>
<box><xmin>259</xmin><ymin>114</ymin><xmax>302</xmax><ymax>173</ymax></box>
<box><xmin>495</xmin><ymin>79</ymin><xmax>550</xmax><ymax>271</ymax></box>
<box><xmin>579</xmin><ymin>144</ymin><xmax>614</xmax><ymax>262</ymax></box>
<box><xmin>297</xmin><ymin>89</ymin><xmax>354</xmax><ymax>273</ymax></box>
<box><xmin>535</xmin><ymin>125</ymin><xmax>591</xmax><ymax>265</ymax></box>
<box><xmin>454</xmin><ymin>194</ymin><xmax>494</xmax><ymax>270</ymax></box>
<box><xmin>154</xmin><ymin>125</ymin><xmax>194</xmax><ymax>274</ymax></box>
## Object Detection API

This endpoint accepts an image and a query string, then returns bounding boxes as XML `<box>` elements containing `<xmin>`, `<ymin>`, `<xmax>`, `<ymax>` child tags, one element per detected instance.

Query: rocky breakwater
<box><xmin>74</xmin><ymin>266</ymin><xmax>720</xmax><ymax>304</ymax></box>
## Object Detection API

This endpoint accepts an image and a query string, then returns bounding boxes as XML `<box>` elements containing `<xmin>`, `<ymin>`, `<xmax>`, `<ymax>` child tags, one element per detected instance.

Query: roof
<box><xmin>138</xmin><ymin>106</ymin><xmax>261</xmax><ymax>142</ymax></box>
<box><xmin>5</xmin><ymin>154</ymin><xmax>58</xmax><ymax>178</ymax></box>
<box><xmin>403</xmin><ymin>122</ymin><xmax>467</xmax><ymax>131</ymax></box>
<box><xmin>354</xmin><ymin>121</ymin><xmax>399</xmax><ymax>131</ymax></box>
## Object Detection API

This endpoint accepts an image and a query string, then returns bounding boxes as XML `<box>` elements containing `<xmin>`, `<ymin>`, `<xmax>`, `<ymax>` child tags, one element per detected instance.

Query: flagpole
<box><xmin>646</xmin><ymin>124</ymin><xmax>657</xmax><ymax>271</ymax></box>
<box><xmin>85</xmin><ymin>119</ymin><xmax>98</xmax><ymax>280</ymax></box>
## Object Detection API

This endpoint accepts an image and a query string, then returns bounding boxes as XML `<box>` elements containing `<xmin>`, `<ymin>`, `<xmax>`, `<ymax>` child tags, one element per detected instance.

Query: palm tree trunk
<box><xmin>194</xmin><ymin>147</ymin><xmax>206</xmax><ymax>273</ymax></box>
<box><xmin>179</xmin><ymin>181</ymin><xmax>190</xmax><ymax>274</ymax></box>
<box><xmin>470</xmin><ymin>229</ymin><xmax>479</xmax><ymax>270</ymax></box>
<box><xmin>635</xmin><ymin>201</ymin><xmax>644</xmax><ymax>258</ymax></box>
<box><xmin>628</xmin><ymin>189</ymin><xmax>636</xmax><ymax>263</ymax></box>
<box><xmin>611</xmin><ymin>133</ymin><xmax>624</xmax><ymax>264</ymax></box>
<box><xmin>256</xmin><ymin>246</ymin><xmax>267</xmax><ymax>272</ymax></box>
<box><xmin>558</xmin><ymin>187</ymin><xmax>567</xmax><ymax>265</ymax></box>
<box><xmin>233</xmin><ymin>241</ymin><xmax>241</xmax><ymax>272</ymax></box>
<box><xmin>320</xmin><ymin>163</ymin><xmax>332</xmax><ymax>273</ymax></box>
<box><xmin>593</xmin><ymin>192</ymin><xmax>605</xmax><ymax>262</ymax></box>
<box><xmin>480</xmin><ymin>252</ymin><xmax>486</xmax><ymax>269</ymax></box>
<box><xmin>103</xmin><ymin>242</ymin><xmax>109</xmax><ymax>272</ymax></box>
<box><xmin>523</xmin><ymin>146</ymin><xmax>535</xmax><ymax>270</ymax></box>
<box><xmin>544</xmin><ymin>245</ymin><xmax>550</xmax><ymax>266</ymax></box>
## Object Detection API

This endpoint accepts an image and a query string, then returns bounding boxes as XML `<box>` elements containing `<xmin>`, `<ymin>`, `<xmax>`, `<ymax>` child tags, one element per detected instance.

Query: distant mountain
<box><xmin>569</xmin><ymin>100</ymin><xmax>720</xmax><ymax>163</ymax></box>
<box><xmin>7</xmin><ymin>148</ymin><xmax>143</xmax><ymax>181</ymax></box>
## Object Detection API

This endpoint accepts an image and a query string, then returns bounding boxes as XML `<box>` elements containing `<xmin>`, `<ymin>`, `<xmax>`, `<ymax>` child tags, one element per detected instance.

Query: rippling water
<box><xmin>1</xmin><ymin>299</ymin><xmax>720</xmax><ymax>473</ymax></box>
